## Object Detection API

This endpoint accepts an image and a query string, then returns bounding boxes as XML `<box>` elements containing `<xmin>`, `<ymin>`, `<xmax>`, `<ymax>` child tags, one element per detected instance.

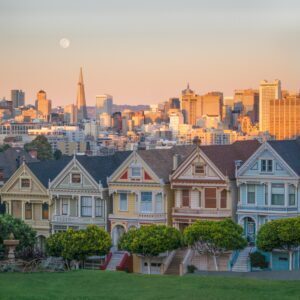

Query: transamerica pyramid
<box><xmin>76</xmin><ymin>67</ymin><xmax>88</xmax><ymax>121</ymax></box>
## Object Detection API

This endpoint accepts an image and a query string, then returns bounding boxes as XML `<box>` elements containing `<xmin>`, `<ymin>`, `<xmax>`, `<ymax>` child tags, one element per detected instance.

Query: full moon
<box><xmin>59</xmin><ymin>38</ymin><xmax>70</xmax><ymax>49</ymax></box>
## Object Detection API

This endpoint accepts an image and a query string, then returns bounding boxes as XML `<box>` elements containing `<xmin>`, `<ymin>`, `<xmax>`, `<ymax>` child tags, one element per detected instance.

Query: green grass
<box><xmin>0</xmin><ymin>270</ymin><xmax>300</xmax><ymax>300</ymax></box>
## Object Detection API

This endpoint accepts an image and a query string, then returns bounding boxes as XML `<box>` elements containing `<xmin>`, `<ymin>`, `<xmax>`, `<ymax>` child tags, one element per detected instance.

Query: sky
<box><xmin>0</xmin><ymin>0</ymin><xmax>300</xmax><ymax>106</ymax></box>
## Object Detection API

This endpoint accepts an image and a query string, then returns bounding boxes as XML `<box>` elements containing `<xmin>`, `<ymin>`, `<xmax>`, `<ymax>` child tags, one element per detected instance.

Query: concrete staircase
<box><xmin>232</xmin><ymin>247</ymin><xmax>252</xmax><ymax>272</ymax></box>
<box><xmin>164</xmin><ymin>249</ymin><xmax>187</xmax><ymax>275</ymax></box>
<box><xmin>106</xmin><ymin>251</ymin><xmax>126</xmax><ymax>271</ymax></box>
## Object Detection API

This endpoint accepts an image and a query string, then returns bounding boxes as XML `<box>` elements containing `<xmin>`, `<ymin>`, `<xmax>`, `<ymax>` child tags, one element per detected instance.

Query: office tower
<box><xmin>64</xmin><ymin>104</ymin><xmax>78</xmax><ymax>124</ymax></box>
<box><xmin>11</xmin><ymin>90</ymin><xmax>25</xmax><ymax>108</ymax></box>
<box><xmin>96</xmin><ymin>94</ymin><xmax>113</xmax><ymax>119</ymax></box>
<box><xmin>112</xmin><ymin>112</ymin><xmax>122</xmax><ymax>132</ymax></box>
<box><xmin>259</xmin><ymin>80</ymin><xmax>281</xmax><ymax>131</ymax></box>
<box><xmin>234</xmin><ymin>89</ymin><xmax>259</xmax><ymax>123</ymax></box>
<box><xmin>269</xmin><ymin>93</ymin><xmax>300</xmax><ymax>140</ymax></box>
<box><xmin>202</xmin><ymin>92</ymin><xmax>223</xmax><ymax>118</ymax></box>
<box><xmin>168</xmin><ymin>98</ymin><xmax>180</xmax><ymax>109</ymax></box>
<box><xmin>36</xmin><ymin>90</ymin><xmax>52</xmax><ymax>121</ymax></box>
<box><xmin>76</xmin><ymin>67</ymin><xmax>88</xmax><ymax>121</ymax></box>
<box><xmin>181</xmin><ymin>84</ymin><xmax>199</xmax><ymax>125</ymax></box>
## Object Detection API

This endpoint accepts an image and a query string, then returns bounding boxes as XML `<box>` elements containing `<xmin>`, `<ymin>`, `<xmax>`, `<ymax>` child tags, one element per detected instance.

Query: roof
<box><xmin>76</xmin><ymin>151</ymin><xmax>132</xmax><ymax>187</ymax></box>
<box><xmin>27</xmin><ymin>156</ymin><xmax>72</xmax><ymax>187</ymax></box>
<box><xmin>0</xmin><ymin>147</ymin><xmax>39</xmax><ymax>181</ymax></box>
<box><xmin>200</xmin><ymin>140</ymin><xmax>261</xmax><ymax>179</ymax></box>
<box><xmin>138</xmin><ymin>145</ymin><xmax>195</xmax><ymax>182</ymax></box>
<box><xmin>268</xmin><ymin>139</ymin><xmax>300</xmax><ymax>176</ymax></box>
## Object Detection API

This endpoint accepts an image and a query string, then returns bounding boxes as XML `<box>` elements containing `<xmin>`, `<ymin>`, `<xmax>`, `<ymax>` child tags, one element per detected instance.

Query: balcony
<box><xmin>237</xmin><ymin>205</ymin><xmax>299</xmax><ymax>213</ymax></box>
<box><xmin>172</xmin><ymin>207</ymin><xmax>232</xmax><ymax>218</ymax></box>
<box><xmin>138</xmin><ymin>212</ymin><xmax>167</xmax><ymax>220</ymax></box>
<box><xmin>52</xmin><ymin>215</ymin><xmax>104</xmax><ymax>225</ymax></box>
<box><xmin>109</xmin><ymin>212</ymin><xmax>167</xmax><ymax>221</ymax></box>
<box><xmin>25</xmin><ymin>220</ymin><xmax>50</xmax><ymax>228</ymax></box>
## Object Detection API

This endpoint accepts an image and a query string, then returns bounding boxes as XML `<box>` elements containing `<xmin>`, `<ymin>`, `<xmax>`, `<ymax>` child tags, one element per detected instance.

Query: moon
<box><xmin>59</xmin><ymin>38</ymin><xmax>70</xmax><ymax>49</ymax></box>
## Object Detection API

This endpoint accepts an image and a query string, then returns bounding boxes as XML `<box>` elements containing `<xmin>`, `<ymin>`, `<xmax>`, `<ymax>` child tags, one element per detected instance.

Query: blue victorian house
<box><xmin>236</xmin><ymin>140</ymin><xmax>300</xmax><ymax>270</ymax></box>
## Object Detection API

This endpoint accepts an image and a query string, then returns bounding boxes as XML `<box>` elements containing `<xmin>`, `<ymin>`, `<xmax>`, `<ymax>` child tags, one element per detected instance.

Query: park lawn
<box><xmin>0</xmin><ymin>270</ymin><xmax>300</xmax><ymax>300</ymax></box>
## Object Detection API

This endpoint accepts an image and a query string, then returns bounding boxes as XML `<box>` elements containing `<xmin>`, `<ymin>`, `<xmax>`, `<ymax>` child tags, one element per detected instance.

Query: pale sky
<box><xmin>0</xmin><ymin>0</ymin><xmax>300</xmax><ymax>106</ymax></box>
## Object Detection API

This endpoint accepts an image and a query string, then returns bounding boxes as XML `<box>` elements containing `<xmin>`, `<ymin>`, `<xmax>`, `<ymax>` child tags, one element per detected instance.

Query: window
<box><xmin>220</xmin><ymin>190</ymin><xmax>227</xmax><ymax>208</ymax></box>
<box><xmin>247</xmin><ymin>185</ymin><xmax>256</xmax><ymax>204</ymax></box>
<box><xmin>42</xmin><ymin>203</ymin><xmax>49</xmax><ymax>220</ymax></box>
<box><xmin>271</xmin><ymin>184</ymin><xmax>285</xmax><ymax>206</ymax></box>
<box><xmin>194</xmin><ymin>163</ymin><xmax>205</xmax><ymax>175</ymax></box>
<box><xmin>198</xmin><ymin>191</ymin><xmax>202</xmax><ymax>208</ymax></box>
<box><xmin>261</xmin><ymin>159</ymin><xmax>273</xmax><ymax>173</ymax></box>
<box><xmin>119</xmin><ymin>193</ymin><xmax>128</xmax><ymax>211</ymax></box>
<box><xmin>131</xmin><ymin>167</ymin><xmax>141</xmax><ymax>178</ymax></box>
<box><xmin>265</xmin><ymin>184</ymin><xmax>268</xmax><ymax>205</ymax></box>
<box><xmin>25</xmin><ymin>203</ymin><xmax>32</xmax><ymax>220</ymax></box>
<box><xmin>81</xmin><ymin>196</ymin><xmax>92</xmax><ymax>217</ymax></box>
<box><xmin>182</xmin><ymin>190</ymin><xmax>190</xmax><ymax>207</ymax></box>
<box><xmin>155</xmin><ymin>193</ymin><xmax>163</xmax><ymax>213</ymax></box>
<box><xmin>289</xmin><ymin>185</ymin><xmax>296</xmax><ymax>206</ymax></box>
<box><xmin>71</xmin><ymin>173</ymin><xmax>81</xmax><ymax>184</ymax></box>
<box><xmin>205</xmin><ymin>188</ymin><xmax>216</xmax><ymax>208</ymax></box>
<box><xmin>21</xmin><ymin>178</ymin><xmax>30</xmax><ymax>188</ymax></box>
<box><xmin>62</xmin><ymin>199</ymin><xmax>68</xmax><ymax>215</ymax></box>
<box><xmin>140</xmin><ymin>192</ymin><xmax>152</xmax><ymax>212</ymax></box>
<box><xmin>95</xmin><ymin>199</ymin><xmax>103</xmax><ymax>217</ymax></box>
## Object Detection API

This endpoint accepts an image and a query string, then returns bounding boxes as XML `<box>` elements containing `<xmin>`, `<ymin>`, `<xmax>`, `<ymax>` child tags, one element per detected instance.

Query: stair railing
<box><xmin>179</xmin><ymin>248</ymin><xmax>193</xmax><ymax>276</ymax></box>
<box><xmin>229</xmin><ymin>250</ymin><xmax>239</xmax><ymax>271</ymax></box>
<box><xmin>100</xmin><ymin>252</ymin><xmax>112</xmax><ymax>270</ymax></box>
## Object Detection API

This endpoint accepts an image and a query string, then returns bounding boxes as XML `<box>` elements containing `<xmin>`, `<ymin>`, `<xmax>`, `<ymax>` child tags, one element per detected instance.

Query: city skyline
<box><xmin>1</xmin><ymin>0</ymin><xmax>300</xmax><ymax>106</ymax></box>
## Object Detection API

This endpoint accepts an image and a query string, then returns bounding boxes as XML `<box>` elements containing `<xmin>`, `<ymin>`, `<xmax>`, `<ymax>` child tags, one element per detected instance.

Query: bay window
<box><xmin>95</xmin><ymin>199</ymin><xmax>103</xmax><ymax>217</ymax></box>
<box><xmin>42</xmin><ymin>203</ymin><xmax>49</xmax><ymax>220</ymax></box>
<box><xmin>119</xmin><ymin>193</ymin><xmax>128</xmax><ymax>211</ymax></box>
<box><xmin>247</xmin><ymin>185</ymin><xmax>256</xmax><ymax>204</ymax></box>
<box><xmin>140</xmin><ymin>192</ymin><xmax>152</xmax><ymax>213</ymax></box>
<box><xmin>62</xmin><ymin>199</ymin><xmax>68</xmax><ymax>215</ymax></box>
<box><xmin>81</xmin><ymin>196</ymin><xmax>92</xmax><ymax>217</ymax></box>
<box><xmin>155</xmin><ymin>193</ymin><xmax>163</xmax><ymax>213</ymax></box>
<box><xmin>271</xmin><ymin>184</ymin><xmax>284</xmax><ymax>206</ymax></box>
<box><xmin>25</xmin><ymin>203</ymin><xmax>32</xmax><ymax>220</ymax></box>
<box><xmin>288</xmin><ymin>185</ymin><xmax>296</xmax><ymax>206</ymax></box>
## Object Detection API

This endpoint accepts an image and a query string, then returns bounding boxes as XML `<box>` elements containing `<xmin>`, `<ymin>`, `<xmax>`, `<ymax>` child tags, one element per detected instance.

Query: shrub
<box><xmin>250</xmin><ymin>251</ymin><xmax>268</xmax><ymax>269</ymax></box>
<box><xmin>187</xmin><ymin>265</ymin><xmax>197</xmax><ymax>273</ymax></box>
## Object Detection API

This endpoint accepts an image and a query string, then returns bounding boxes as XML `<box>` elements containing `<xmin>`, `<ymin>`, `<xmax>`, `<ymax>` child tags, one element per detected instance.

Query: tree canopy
<box><xmin>24</xmin><ymin>135</ymin><xmax>53</xmax><ymax>160</ymax></box>
<box><xmin>184</xmin><ymin>219</ymin><xmax>247</xmax><ymax>270</ymax></box>
<box><xmin>256</xmin><ymin>217</ymin><xmax>300</xmax><ymax>270</ymax></box>
<box><xmin>0</xmin><ymin>214</ymin><xmax>36</xmax><ymax>255</ymax></box>
<box><xmin>119</xmin><ymin>225</ymin><xmax>182</xmax><ymax>274</ymax></box>
<box><xmin>46</xmin><ymin>225</ymin><xmax>111</xmax><ymax>266</ymax></box>
<box><xmin>53</xmin><ymin>149</ymin><xmax>63</xmax><ymax>160</ymax></box>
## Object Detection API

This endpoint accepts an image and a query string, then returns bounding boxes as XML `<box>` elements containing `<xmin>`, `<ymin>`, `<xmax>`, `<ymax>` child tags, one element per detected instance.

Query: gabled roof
<box><xmin>200</xmin><ymin>140</ymin><xmax>261</xmax><ymax>179</ymax></box>
<box><xmin>76</xmin><ymin>151</ymin><xmax>132</xmax><ymax>187</ymax></box>
<box><xmin>0</xmin><ymin>147</ymin><xmax>39</xmax><ymax>181</ymax></box>
<box><xmin>137</xmin><ymin>145</ymin><xmax>195</xmax><ymax>183</ymax></box>
<box><xmin>27</xmin><ymin>156</ymin><xmax>72</xmax><ymax>188</ymax></box>
<box><xmin>268</xmin><ymin>139</ymin><xmax>300</xmax><ymax>176</ymax></box>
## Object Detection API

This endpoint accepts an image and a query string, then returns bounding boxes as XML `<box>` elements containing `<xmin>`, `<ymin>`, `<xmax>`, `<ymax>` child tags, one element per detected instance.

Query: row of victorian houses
<box><xmin>1</xmin><ymin>139</ymin><xmax>300</xmax><ymax>273</ymax></box>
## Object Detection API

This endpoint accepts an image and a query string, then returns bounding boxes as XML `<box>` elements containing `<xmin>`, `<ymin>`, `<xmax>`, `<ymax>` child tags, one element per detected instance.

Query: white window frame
<box><xmin>95</xmin><ymin>198</ymin><xmax>103</xmax><ymax>217</ymax></box>
<box><xmin>140</xmin><ymin>191</ymin><xmax>153</xmax><ymax>213</ymax></box>
<box><xmin>247</xmin><ymin>184</ymin><xmax>256</xmax><ymax>205</ymax></box>
<box><xmin>62</xmin><ymin>199</ymin><xmax>68</xmax><ymax>215</ymax></box>
<box><xmin>260</xmin><ymin>159</ymin><xmax>273</xmax><ymax>173</ymax></box>
<box><xmin>271</xmin><ymin>183</ymin><xmax>285</xmax><ymax>206</ymax></box>
<box><xmin>81</xmin><ymin>196</ymin><xmax>93</xmax><ymax>217</ymax></box>
<box><xmin>155</xmin><ymin>193</ymin><xmax>163</xmax><ymax>213</ymax></box>
<box><xmin>71</xmin><ymin>173</ymin><xmax>82</xmax><ymax>184</ymax></box>
<box><xmin>130</xmin><ymin>166</ymin><xmax>142</xmax><ymax>178</ymax></box>
<box><xmin>119</xmin><ymin>193</ymin><xmax>128</xmax><ymax>211</ymax></box>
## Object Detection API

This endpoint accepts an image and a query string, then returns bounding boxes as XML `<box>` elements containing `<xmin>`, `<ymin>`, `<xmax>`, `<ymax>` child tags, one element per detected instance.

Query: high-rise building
<box><xmin>202</xmin><ymin>92</ymin><xmax>223</xmax><ymax>118</ymax></box>
<box><xmin>168</xmin><ymin>97</ymin><xmax>180</xmax><ymax>109</ymax></box>
<box><xmin>11</xmin><ymin>90</ymin><xmax>25</xmax><ymax>109</ymax></box>
<box><xmin>36</xmin><ymin>90</ymin><xmax>52</xmax><ymax>121</ymax></box>
<box><xmin>76</xmin><ymin>67</ymin><xmax>88</xmax><ymax>121</ymax></box>
<box><xmin>96</xmin><ymin>94</ymin><xmax>113</xmax><ymax>119</ymax></box>
<box><xmin>269</xmin><ymin>93</ymin><xmax>300</xmax><ymax>140</ymax></box>
<box><xmin>259</xmin><ymin>80</ymin><xmax>281</xmax><ymax>132</ymax></box>
<box><xmin>181</xmin><ymin>84</ymin><xmax>199</xmax><ymax>125</ymax></box>
<box><xmin>64</xmin><ymin>104</ymin><xmax>78</xmax><ymax>124</ymax></box>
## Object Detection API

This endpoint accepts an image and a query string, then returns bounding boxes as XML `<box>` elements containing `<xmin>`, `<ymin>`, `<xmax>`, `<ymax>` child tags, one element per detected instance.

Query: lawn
<box><xmin>0</xmin><ymin>270</ymin><xmax>300</xmax><ymax>300</ymax></box>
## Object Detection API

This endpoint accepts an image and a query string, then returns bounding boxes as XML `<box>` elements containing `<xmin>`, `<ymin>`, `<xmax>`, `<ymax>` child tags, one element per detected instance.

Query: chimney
<box><xmin>173</xmin><ymin>154</ymin><xmax>179</xmax><ymax>171</ymax></box>
<box><xmin>0</xmin><ymin>168</ymin><xmax>4</xmax><ymax>183</ymax></box>
<box><xmin>234</xmin><ymin>160</ymin><xmax>243</xmax><ymax>177</ymax></box>
<box><xmin>29</xmin><ymin>149</ymin><xmax>38</xmax><ymax>159</ymax></box>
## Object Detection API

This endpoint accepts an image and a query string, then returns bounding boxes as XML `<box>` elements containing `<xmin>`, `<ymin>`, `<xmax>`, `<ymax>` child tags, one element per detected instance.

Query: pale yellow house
<box><xmin>107</xmin><ymin>146</ymin><xmax>193</xmax><ymax>274</ymax></box>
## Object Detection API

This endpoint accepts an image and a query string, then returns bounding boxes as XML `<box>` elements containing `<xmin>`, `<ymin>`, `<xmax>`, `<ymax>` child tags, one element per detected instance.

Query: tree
<box><xmin>256</xmin><ymin>217</ymin><xmax>300</xmax><ymax>271</ymax></box>
<box><xmin>184</xmin><ymin>219</ymin><xmax>247</xmax><ymax>271</ymax></box>
<box><xmin>24</xmin><ymin>135</ymin><xmax>53</xmax><ymax>160</ymax></box>
<box><xmin>119</xmin><ymin>225</ymin><xmax>182</xmax><ymax>274</ymax></box>
<box><xmin>46</xmin><ymin>225</ymin><xmax>111</xmax><ymax>267</ymax></box>
<box><xmin>0</xmin><ymin>214</ymin><xmax>36</xmax><ymax>255</ymax></box>
<box><xmin>0</xmin><ymin>144</ymin><xmax>10</xmax><ymax>152</ymax></box>
<box><xmin>53</xmin><ymin>149</ymin><xmax>63</xmax><ymax>160</ymax></box>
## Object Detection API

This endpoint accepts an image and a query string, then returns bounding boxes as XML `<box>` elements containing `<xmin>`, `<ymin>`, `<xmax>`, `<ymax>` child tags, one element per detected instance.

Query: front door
<box><xmin>245</xmin><ymin>218</ymin><xmax>256</xmax><ymax>244</ymax></box>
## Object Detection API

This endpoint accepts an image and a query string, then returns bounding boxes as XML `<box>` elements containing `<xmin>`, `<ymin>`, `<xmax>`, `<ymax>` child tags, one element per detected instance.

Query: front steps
<box><xmin>164</xmin><ymin>249</ymin><xmax>187</xmax><ymax>275</ymax></box>
<box><xmin>106</xmin><ymin>251</ymin><xmax>126</xmax><ymax>271</ymax></box>
<box><xmin>232</xmin><ymin>247</ymin><xmax>252</xmax><ymax>272</ymax></box>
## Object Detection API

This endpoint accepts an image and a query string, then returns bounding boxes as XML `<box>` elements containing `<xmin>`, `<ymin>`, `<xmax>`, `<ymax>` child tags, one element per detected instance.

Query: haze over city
<box><xmin>1</xmin><ymin>0</ymin><xmax>300</xmax><ymax>105</ymax></box>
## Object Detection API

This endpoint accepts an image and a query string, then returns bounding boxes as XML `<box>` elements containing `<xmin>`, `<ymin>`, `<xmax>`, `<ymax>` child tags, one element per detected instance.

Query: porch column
<box><xmin>8</xmin><ymin>200</ymin><xmax>12</xmax><ymax>215</ymax></box>
<box><xmin>92</xmin><ymin>196</ymin><xmax>95</xmax><ymax>218</ymax></box>
<box><xmin>21</xmin><ymin>201</ymin><xmax>25</xmax><ymax>220</ymax></box>
<box><xmin>78</xmin><ymin>196</ymin><xmax>81</xmax><ymax>217</ymax></box>
<box><xmin>268</xmin><ymin>183</ymin><xmax>271</xmax><ymax>206</ymax></box>
<box><xmin>284</xmin><ymin>183</ymin><xmax>289</xmax><ymax>207</ymax></box>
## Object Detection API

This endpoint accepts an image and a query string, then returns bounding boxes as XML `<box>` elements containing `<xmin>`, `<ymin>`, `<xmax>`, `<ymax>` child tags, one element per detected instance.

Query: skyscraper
<box><xmin>76</xmin><ymin>67</ymin><xmax>88</xmax><ymax>121</ymax></box>
<box><xmin>259</xmin><ymin>79</ymin><xmax>281</xmax><ymax>132</ymax></box>
<box><xmin>11</xmin><ymin>90</ymin><xmax>25</xmax><ymax>109</ymax></box>
<box><xmin>96</xmin><ymin>94</ymin><xmax>113</xmax><ymax>119</ymax></box>
<box><xmin>36</xmin><ymin>90</ymin><xmax>52</xmax><ymax>121</ymax></box>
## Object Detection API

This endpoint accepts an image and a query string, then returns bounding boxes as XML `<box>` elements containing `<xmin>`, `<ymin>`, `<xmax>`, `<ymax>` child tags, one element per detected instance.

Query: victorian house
<box><xmin>49</xmin><ymin>152</ymin><xmax>131</xmax><ymax>233</ymax></box>
<box><xmin>170</xmin><ymin>140</ymin><xmax>260</xmax><ymax>231</ymax></box>
<box><xmin>0</xmin><ymin>158</ymin><xmax>70</xmax><ymax>249</ymax></box>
